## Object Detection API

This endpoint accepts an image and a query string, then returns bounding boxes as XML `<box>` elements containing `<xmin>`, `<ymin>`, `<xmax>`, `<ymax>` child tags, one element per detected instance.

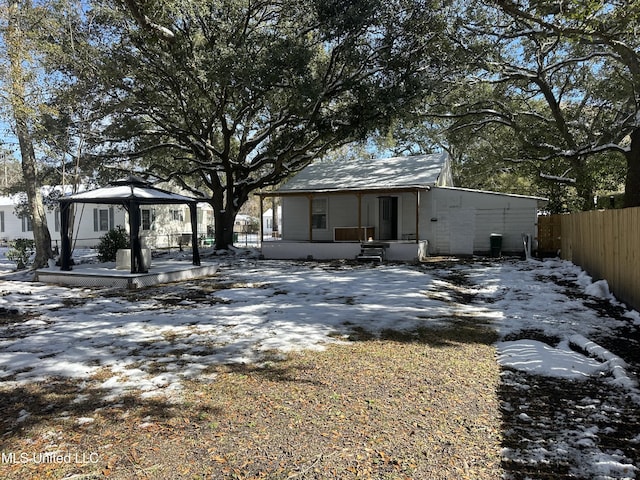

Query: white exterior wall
<box><xmin>278</xmin><ymin>188</ymin><xmax>540</xmax><ymax>258</ymax></box>
<box><xmin>70</xmin><ymin>204</ymin><xmax>127</xmax><ymax>247</ymax></box>
<box><xmin>401</xmin><ymin>192</ymin><xmax>418</xmax><ymax>239</ymax></box>
<box><xmin>424</xmin><ymin>187</ymin><xmax>539</xmax><ymax>255</ymax></box>
<box><xmin>282</xmin><ymin>196</ymin><xmax>310</xmax><ymax>240</ymax></box>
<box><xmin>0</xmin><ymin>202</ymin><xmax>128</xmax><ymax>248</ymax></box>
<box><xmin>281</xmin><ymin>192</ymin><xmax>420</xmax><ymax>242</ymax></box>
<box><xmin>0</xmin><ymin>200</ymin><xmax>213</xmax><ymax>250</ymax></box>
<box><xmin>0</xmin><ymin>204</ymin><xmax>23</xmax><ymax>244</ymax></box>
<box><xmin>282</xmin><ymin>194</ymin><xmax>362</xmax><ymax>241</ymax></box>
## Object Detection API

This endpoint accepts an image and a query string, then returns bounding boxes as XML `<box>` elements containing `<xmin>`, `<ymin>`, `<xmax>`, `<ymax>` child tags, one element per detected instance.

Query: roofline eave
<box><xmin>58</xmin><ymin>197</ymin><xmax>200</xmax><ymax>206</ymax></box>
<box><xmin>257</xmin><ymin>185</ymin><xmax>433</xmax><ymax>198</ymax></box>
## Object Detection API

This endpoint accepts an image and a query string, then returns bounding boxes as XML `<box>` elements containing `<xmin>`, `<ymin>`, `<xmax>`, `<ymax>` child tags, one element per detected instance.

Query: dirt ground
<box><xmin>0</xmin><ymin>326</ymin><xmax>502</xmax><ymax>480</ymax></box>
<box><xmin>2</xmin><ymin>257</ymin><xmax>640</xmax><ymax>479</ymax></box>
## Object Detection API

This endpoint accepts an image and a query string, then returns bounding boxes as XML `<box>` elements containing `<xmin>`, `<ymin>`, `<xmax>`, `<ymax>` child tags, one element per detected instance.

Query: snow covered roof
<box><xmin>0</xmin><ymin>186</ymin><xmax>89</xmax><ymax>207</ymax></box>
<box><xmin>59</xmin><ymin>176</ymin><xmax>198</xmax><ymax>205</ymax></box>
<box><xmin>438</xmin><ymin>186</ymin><xmax>548</xmax><ymax>205</ymax></box>
<box><xmin>277</xmin><ymin>152</ymin><xmax>453</xmax><ymax>193</ymax></box>
<box><xmin>0</xmin><ymin>195</ymin><xmax>16</xmax><ymax>207</ymax></box>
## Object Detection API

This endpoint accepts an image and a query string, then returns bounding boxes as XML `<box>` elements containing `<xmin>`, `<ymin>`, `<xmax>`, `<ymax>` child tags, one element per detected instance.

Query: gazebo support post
<box><xmin>258</xmin><ymin>195</ymin><xmax>264</xmax><ymax>243</ymax></box>
<box><xmin>415</xmin><ymin>189</ymin><xmax>420</xmax><ymax>243</ymax></box>
<box><xmin>189</xmin><ymin>203</ymin><xmax>201</xmax><ymax>266</ymax></box>
<box><xmin>128</xmin><ymin>202</ymin><xmax>146</xmax><ymax>274</ymax></box>
<box><xmin>60</xmin><ymin>202</ymin><xmax>72</xmax><ymax>271</ymax></box>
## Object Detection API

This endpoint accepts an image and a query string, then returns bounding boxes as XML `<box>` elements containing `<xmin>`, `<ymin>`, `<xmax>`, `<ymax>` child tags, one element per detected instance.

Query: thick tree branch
<box><xmin>121</xmin><ymin>0</ymin><xmax>175</xmax><ymax>41</ymax></box>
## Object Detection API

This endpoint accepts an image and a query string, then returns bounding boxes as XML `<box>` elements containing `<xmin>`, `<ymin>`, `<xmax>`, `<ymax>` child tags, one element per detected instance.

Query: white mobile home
<box><xmin>0</xmin><ymin>187</ymin><xmax>214</xmax><ymax>251</ymax></box>
<box><xmin>259</xmin><ymin>153</ymin><xmax>546</xmax><ymax>261</ymax></box>
<box><xmin>0</xmin><ymin>194</ymin><xmax>129</xmax><ymax>249</ymax></box>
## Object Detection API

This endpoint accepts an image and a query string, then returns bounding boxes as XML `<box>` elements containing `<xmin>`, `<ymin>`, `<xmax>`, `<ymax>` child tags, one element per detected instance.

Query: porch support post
<box><xmin>307</xmin><ymin>194</ymin><xmax>313</xmax><ymax>242</ymax></box>
<box><xmin>415</xmin><ymin>189</ymin><xmax>420</xmax><ymax>243</ymax></box>
<box><xmin>259</xmin><ymin>194</ymin><xmax>264</xmax><ymax>244</ymax></box>
<box><xmin>357</xmin><ymin>193</ymin><xmax>362</xmax><ymax>241</ymax></box>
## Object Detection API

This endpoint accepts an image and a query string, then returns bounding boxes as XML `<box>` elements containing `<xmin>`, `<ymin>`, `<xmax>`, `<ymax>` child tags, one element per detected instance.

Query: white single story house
<box><xmin>258</xmin><ymin>152</ymin><xmax>547</xmax><ymax>261</ymax></box>
<box><xmin>0</xmin><ymin>193</ymin><xmax>125</xmax><ymax>250</ymax></box>
<box><xmin>262</xmin><ymin>205</ymin><xmax>282</xmax><ymax>238</ymax></box>
<box><xmin>0</xmin><ymin>186</ymin><xmax>215</xmax><ymax>250</ymax></box>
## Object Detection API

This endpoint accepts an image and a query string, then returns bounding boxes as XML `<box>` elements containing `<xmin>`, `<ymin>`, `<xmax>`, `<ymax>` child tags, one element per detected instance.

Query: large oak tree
<box><xmin>392</xmin><ymin>0</ymin><xmax>640</xmax><ymax>211</ymax></box>
<box><xmin>494</xmin><ymin>0</ymin><xmax>640</xmax><ymax>207</ymax></box>
<box><xmin>88</xmin><ymin>0</ymin><xmax>453</xmax><ymax>249</ymax></box>
<box><xmin>1</xmin><ymin>0</ymin><xmax>55</xmax><ymax>267</ymax></box>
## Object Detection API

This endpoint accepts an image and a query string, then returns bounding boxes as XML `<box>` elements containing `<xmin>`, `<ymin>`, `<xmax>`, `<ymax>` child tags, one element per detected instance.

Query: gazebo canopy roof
<box><xmin>57</xmin><ymin>175</ymin><xmax>202</xmax><ymax>274</ymax></box>
<box><xmin>59</xmin><ymin>176</ymin><xmax>199</xmax><ymax>205</ymax></box>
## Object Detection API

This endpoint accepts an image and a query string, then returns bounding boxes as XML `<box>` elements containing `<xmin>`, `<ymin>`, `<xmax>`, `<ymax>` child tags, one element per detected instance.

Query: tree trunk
<box><xmin>572</xmin><ymin>156</ymin><xmax>596</xmax><ymax>211</ymax></box>
<box><xmin>18</xmin><ymin>123</ymin><xmax>53</xmax><ymax>268</ymax></box>
<box><xmin>210</xmin><ymin>183</ymin><xmax>238</xmax><ymax>250</ymax></box>
<box><xmin>6</xmin><ymin>0</ymin><xmax>53</xmax><ymax>269</ymax></box>
<box><xmin>624</xmin><ymin>128</ymin><xmax>640</xmax><ymax>208</ymax></box>
<box><xmin>213</xmin><ymin>209</ymin><xmax>238</xmax><ymax>250</ymax></box>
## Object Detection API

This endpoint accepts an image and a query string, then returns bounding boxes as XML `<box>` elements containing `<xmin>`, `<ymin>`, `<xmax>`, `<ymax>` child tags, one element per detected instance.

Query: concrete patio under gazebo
<box><xmin>35</xmin><ymin>176</ymin><xmax>218</xmax><ymax>288</ymax></box>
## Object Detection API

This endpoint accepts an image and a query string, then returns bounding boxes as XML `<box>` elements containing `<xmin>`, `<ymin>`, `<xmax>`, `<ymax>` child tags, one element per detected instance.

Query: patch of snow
<box><xmin>16</xmin><ymin>409</ymin><xmax>31</xmax><ymax>423</ymax></box>
<box><xmin>75</xmin><ymin>417</ymin><xmax>95</xmax><ymax>425</ymax></box>
<box><xmin>1</xmin><ymin>250</ymin><xmax>639</xmax><ymax>478</ymax></box>
<box><xmin>586</xmin><ymin>279</ymin><xmax>613</xmax><ymax>299</ymax></box>
<box><xmin>497</xmin><ymin>339</ymin><xmax>608</xmax><ymax>379</ymax></box>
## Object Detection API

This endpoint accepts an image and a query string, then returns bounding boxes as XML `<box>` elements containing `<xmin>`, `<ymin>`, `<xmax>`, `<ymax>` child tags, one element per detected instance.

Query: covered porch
<box><xmin>258</xmin><ymin>186</ymin><xmax>430</xmax><ymax>261</ymax></box>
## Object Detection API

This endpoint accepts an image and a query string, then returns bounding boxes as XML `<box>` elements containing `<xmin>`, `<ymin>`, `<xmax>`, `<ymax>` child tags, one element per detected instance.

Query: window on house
<box><xmin>94</xmin><ymin>208</ymin><xmax>110</xmax><ymax>232</ymax></box>
<box><xmin>93</xmin><ymin>207</ymin><xmax>115</xmax><ymax>232</ymax></box>
<box><xmin>0</xmin><ymin>211</ymin><xmax>4</xmax><ymax>233</ymax></box>
<box><xmin>141</xmin><ymin>209</ymin><xmax>155</xmax><ymax>230</ymax></box>
<box><xmin>311</xmin><ymin>198</ymin><xmax>328</xmax><ymax>230</ymax></box>
<box><xmin>21</xmin><ymin>215</ymin><xmax>33</xmax><ymax>232</ymax></box>
<box><xmin>170</xmin><ymin>209</ymin><xmax>184</xmax><ymax>222</ymax></box>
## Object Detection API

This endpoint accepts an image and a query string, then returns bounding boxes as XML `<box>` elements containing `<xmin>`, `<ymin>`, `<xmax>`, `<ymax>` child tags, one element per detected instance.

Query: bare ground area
<box><xmin>3</xmin><ymin>257</ymin><xmax>640</xmax><ymax>479</ymax></box>
<box><xmin>0</xmin><ymin>326</ymin><xmax>502</xmax><ymax>480</ymax></box>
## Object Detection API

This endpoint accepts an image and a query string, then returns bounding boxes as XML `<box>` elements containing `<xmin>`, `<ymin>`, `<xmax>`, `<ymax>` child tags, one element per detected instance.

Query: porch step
<box><xmin>356</xmin><ymin>243</ymin><xmax>388</xmax><ymax>262</ymax></box>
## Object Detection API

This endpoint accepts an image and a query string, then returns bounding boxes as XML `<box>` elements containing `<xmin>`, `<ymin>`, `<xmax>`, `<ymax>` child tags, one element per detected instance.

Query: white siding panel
<box><xmin>328</xmin><ymin>194</ymin><xmax>359</xmax><ymax>229</ymax></box>
<box><xmin>282</xmin><ymin>197</ymin><xmax>309</xmax><ymax>241</ymax></box>
<box><xmin>474</xmin><ymin>208</ymin><xmax>537</xmax><ymax>253</ymax></box>
<box><xmin>448</xmin><ymin>207</ymin><xmax>475</xmax><ymax>254</ymax></box>
<box><xmin>429</xmin><ymin>188</ymin><xmax>539</xmax><ymax>255</ymax></box>
<box><xmin>400</xmin><ymin>192</ymin><xmax>417</xmax><ymax>239</ymax></box>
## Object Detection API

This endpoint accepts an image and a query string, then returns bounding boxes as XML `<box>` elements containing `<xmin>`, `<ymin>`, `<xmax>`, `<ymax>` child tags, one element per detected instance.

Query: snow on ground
<box><xmin>1</xmin><ymin>247</ymin><xmax>639</xmax><ymax>479</ymax></box>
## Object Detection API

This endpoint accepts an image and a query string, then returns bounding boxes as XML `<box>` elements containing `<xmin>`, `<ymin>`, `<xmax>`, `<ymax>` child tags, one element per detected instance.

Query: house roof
<box><xmin>438</xmin><ymin>186</ymin><xmax>548</xmax><ymax>206</ymax></box>
<box><xmin>0</xmin><ymin>196</ymin><xmax>16</xmax><ymax>207</ymax></box>
<box><xmin>277</xmin><ymin>152</ymin><xmax>452</xmax><ymax>193</ymax></box>
<box><xmin>59</xmin><ymin>176</ymin><xmax>199</xmax><ymax>205</ymax></box>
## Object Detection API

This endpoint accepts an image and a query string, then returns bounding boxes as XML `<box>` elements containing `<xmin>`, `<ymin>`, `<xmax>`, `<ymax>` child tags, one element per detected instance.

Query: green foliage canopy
<box><xmin>82</xmin><ymin>0</ymin><xmax>453</xmax><ymax>247</ymax></box>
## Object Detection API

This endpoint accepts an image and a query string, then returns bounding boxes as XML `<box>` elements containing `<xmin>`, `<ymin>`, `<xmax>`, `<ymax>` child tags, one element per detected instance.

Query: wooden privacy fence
<box><xmin>556</xmin><ymin>207</ymin><xmax>640</xmax><ymax>312</ymax></box>
<box><xmin>537</xmin><ymin>215</ymin><xmax>562</xmax><ymax>255</ymax></box>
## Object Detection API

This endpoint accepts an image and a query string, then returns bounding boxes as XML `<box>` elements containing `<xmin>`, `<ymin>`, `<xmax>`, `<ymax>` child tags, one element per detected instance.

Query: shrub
<box><xmin>97</xmin><ymin>226</ymin><xmax>129</xmax><ymax>262</ymax></box>
<box><xmin>6</xmin><ymin>238</ymin><xmax>35</xmax><ymax>270</ymax></box>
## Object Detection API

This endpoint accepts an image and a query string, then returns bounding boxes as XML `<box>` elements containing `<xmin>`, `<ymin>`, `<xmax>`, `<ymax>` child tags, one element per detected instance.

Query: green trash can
<box><xmin>490</xmin><ymin>233</ymin><xmax>502</xmax><ymax>257</ymax></box>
